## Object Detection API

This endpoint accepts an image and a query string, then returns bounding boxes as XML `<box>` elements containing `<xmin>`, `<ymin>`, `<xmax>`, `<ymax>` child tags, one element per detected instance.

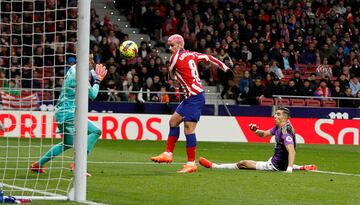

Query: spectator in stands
<box><xmin>264</xmin><ymin>76</ymin><xmax>282</xmax><ymax>98</ymax></box>
<box><xmin>246</xmin><ymin>77</ymin><xmax>265</xmax><ymax>105</ymax></box>
<box><xmin>338</xmin><ymin>73</ymin><xmax>350</xmax><ymax>92</ymax></box>
<box><xmin>219</xmin><ymin>57</ymin><xmax>234</xmax><ymax>99</ymax></box>
<box><xmin>107</xmin><ymin>30</ymin><xmax>120</xmax><ymax>47</ymax></box>
<box><xmin>315</xmin><ymin>80</ymin><xmax>331</xmax><ymax>98</ymax></box>
<box><xmin>239</xmin><ymin>70</ymin><xmax>252</xmax><ymax>98</ymax></box>
<box><xmin>138</xmin><ymin>66</ymin><xmax>150</xmax><ymax>86</ymax></box>
<box><xmin>316</xmin><ymin>58</ymin><xmax>333</xmax><ymax>78</ymax></box>
<box><xmin>284</xmin><ymin>80</ymin><xmax>300</xmax><ymax>96</ymax></box>
<box><xmin>300</xmin><ymin>44</ymin><xmax>317</xmax><ymax>65</ymax></box>
<box><xmin>240</xmin><ymin>44</ymin><xmax>252</xmax><ymax>62</ymax></box>
<box><xmin>349</xmin><ymin>76</ymin><xmax>360</xmax><ymax>96</ymax></box>
<box><xmin>300</xmin><ymin>80</ymin><xmax>315</xmax><ymax>96</ymax></box>
<box><xmin>102</xmin><ymin>42</ymin><xmax>121</xmax><ymax>63</ymax></box>
<box><xmin>168</xmin><ymin>79</ymin><xmax>182</xmax><ymax>103</ymax></box>
<box><xmin>249</xmin><ymin>63</ymin><xmax>262</xmax><ymax>80</ymax></box>
<box><xmin>330</xmin><ymin>80</ymin><xmax>342</xmax><ymax>97</ymax></box>
<box><xmin>270</xmin><ymin>60</ymin><xmax>284</xmax><ymax>79</ymax></box>
<box><xmin>279</xmin><ymin>49</ymin><xmax>295</xmax><ymax>70</ymax></box>
<box><xmin>354</xmin><ymin>91</ymin><xmax>360</xmax><ymax>108</ymax></box>
<box><xmin>291</xmin><ymin>71</ymin><xmax>303</xmax><ymax>90</ymax></box>
<box><xmin>159</xmin><ymin>86</ymin><xmax>171</xmax><ymax>113</ymax></box>
<box><xmin>307</xmin><ymin>73</ymin><xmax>318</xmax><ymax>90</ymax></box>
<box><xmin>319</xmin><ymin>44</ymin><xmax>335</xmax><ymax>64</ymax></box>
<box><xmin>350</xmin><ymin>58</ymin><xmax>360</xmax><ymax>77</ymax></box>
<box><xmin>138</xmin><ymin>77</ymin><xmax>153</xmax><ymax>103</ymax></box>
<box><xmin>90</xmin><ymin>29</ymin><xmax>103</xmax><ymax>46</ymax></box>
<box><xmin>332</xmin><ymin>59</ymin><xmax>343</xmax><ymax>78</ymax></box>
<box><xmin>138</xmin><ymin>41</ymin><xmax>151</xmax><ymax>60</ymax></box>
<box><xmin>342</xmin><ymin>66</ymin><xmax>352</xmax><ymax>80</ymax></box>
<box><xmin>339</xmin><ymin>87</ymin><xmax>354</xmax><ymax>107</ymax></box>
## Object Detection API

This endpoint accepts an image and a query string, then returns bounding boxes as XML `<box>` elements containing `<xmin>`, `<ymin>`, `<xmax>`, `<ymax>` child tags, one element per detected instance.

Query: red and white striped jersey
<box><xmin>168</xmin><ymin>49</ymin><xmax>230</xmax><ymax>97</ymax></box>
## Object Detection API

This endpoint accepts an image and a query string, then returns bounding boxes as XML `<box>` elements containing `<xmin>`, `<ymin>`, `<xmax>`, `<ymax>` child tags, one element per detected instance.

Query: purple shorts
<box><xmin>175</xmin><ymin>92</ymin><xmax>205</xmax><ymax>122</ymax></box>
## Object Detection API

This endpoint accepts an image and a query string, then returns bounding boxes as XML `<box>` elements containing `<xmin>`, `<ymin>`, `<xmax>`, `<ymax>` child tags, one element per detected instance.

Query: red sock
<box><xmin>186</xmin><ymin>146</ymin><xmax>196</xmax><ymax>162</ymax></box>
<box><xmin>166</xmin><ymin>136</ymin><xmax>178</xmax><ymax>153</ymax></box>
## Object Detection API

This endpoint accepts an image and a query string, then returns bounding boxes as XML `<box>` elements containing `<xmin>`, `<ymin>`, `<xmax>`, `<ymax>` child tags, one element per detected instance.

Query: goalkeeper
<box><xmin>30</xmin><ymin>53</ymin><xmax>107</xmax><ymax>176</ymax></box>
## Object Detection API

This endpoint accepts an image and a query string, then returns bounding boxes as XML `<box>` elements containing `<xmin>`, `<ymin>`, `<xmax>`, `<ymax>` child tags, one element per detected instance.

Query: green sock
<box><xmin>38</xmin><ymin>142</ymin><xmax>72</xmax><ymax>166</ymax></box>
<box><xmin>87</xmin><ymin>131</ymin><xmax>101</xmax><ymax>155</ymax></box>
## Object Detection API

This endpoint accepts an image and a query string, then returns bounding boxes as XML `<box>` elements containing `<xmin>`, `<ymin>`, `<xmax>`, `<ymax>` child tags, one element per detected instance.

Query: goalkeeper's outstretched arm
<box><xmin>88</xmin><ymin>64</ymin><xmax>108</xmax><ymax>100</ymax></box>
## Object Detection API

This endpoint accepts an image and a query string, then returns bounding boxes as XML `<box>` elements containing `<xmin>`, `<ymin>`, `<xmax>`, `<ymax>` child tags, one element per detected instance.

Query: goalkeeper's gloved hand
<box><xmin>91</xmin><ymin>64</ymin><xmax>108</xmax><ymax>84</ymax></box>
<box><xmin>90</xmin><ymin>69</ymin><xmax>99</xmax><ymax>84</ymax></box>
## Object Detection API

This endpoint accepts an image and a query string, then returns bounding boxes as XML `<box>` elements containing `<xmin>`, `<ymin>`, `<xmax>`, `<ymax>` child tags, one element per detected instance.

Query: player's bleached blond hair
<box><xmin>168</xmin><ymin>34</ymin><xmax>184</xmax><ymax>48</ymax></box>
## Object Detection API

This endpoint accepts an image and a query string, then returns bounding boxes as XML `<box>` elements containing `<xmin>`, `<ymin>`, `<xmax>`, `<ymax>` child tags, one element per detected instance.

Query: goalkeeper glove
<box><xmin>91</xmin><ymin>64</ymin><xmax>108</xmax><ymax>84</ymax></box>
<box><xmin>90</xmin><ymin>69</ymin><xmax>100</xmax><ymax>84</ymax></box>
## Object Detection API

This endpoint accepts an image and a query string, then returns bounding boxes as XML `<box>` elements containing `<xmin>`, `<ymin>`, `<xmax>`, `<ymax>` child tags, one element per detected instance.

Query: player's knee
<box><xmin>92</xmin><ymin>128</ymin><xmax>102</xmax><ymax>136</ymax></box>
<box><xmin>184</xmin><ymin>123</ymin><xmax>196</xmax><ymax>135</ymax></box>
<box><xmin>169</xmin><ymin>119</ymin><xmax>180</xmax><ymax>127</ymax></box>
<box><xmin>237</xmin><ymin>160</ymin><xmax>248</xmax><ymax>169</ymax></box>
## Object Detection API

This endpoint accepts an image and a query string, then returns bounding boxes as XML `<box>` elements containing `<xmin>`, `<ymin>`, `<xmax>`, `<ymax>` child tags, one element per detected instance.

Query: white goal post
<box><xmin>0</xmin><ymin>0</ymin><xmax>90</xmax><ymax>202</ymax></box>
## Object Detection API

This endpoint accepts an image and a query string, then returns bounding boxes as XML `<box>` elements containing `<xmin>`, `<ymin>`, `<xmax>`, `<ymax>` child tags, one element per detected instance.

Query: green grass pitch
<box><xmin>1</xmin><ymin>139</ymin><xmax>359</xmax><ymax>205</ymax></box>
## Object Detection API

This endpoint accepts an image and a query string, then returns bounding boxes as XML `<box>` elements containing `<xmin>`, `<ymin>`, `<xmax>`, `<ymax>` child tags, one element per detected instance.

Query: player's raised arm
<box><xmin>196</xmin><ymin>53</ymin><xmax>230</xmax><ymax>72</ymax></box>
<box><xmin>89</xmin><ymin>64</ymin><xmax>108</xmax><ymax>100</ymax></box>
<box><xmin>249</xmin><ymin>123</ymin><xmax>273</xmax><ymax>138</ymax></box>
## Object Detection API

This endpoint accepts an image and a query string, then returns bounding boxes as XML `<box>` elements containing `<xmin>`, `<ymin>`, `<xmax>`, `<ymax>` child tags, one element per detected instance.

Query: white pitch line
<box><xmin>88</xmin><ymin>161</ymin><xmax>360</xmax><ymax>177</ymax></box>
<box><xmin>88</xmin><ymin>161</ymin><xmax>184</xmax><ymax>165</ymax></box>
<box><xmin>311</xmin><ymin>170</ymin><xmax>360</xmax><ymax>177</ymax></box>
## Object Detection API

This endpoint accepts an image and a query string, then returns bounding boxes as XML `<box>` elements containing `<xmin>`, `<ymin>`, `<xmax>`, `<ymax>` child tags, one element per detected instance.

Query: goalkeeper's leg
<box><xmin>37</xmin><ymin>141</ymin><xmax>73</xmax><ymax>166</ymax></box>
<box><xmin>31</xmin><ymin>122</ymin><xmax>74</xmax><ymax>172</ymax></box>
<box><xmin>87</xmin><ymin>120</ymin><xmax>101</xmax><ymax>154</ymax></box>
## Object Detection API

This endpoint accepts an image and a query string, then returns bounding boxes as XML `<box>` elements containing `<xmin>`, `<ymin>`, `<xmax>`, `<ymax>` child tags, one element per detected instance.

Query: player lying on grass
<box><xmin>199</xmin><ymin>107</ymin><xmax>317</xmax><ymax>173</ymax></box>
<box><xmin>151</xmin><ymin>34</ymin><xmax>232</xmax><ymax>173</ymax></box>
<box><xmin>30</xmin><ymin>53</ymin><xmax>107</xmax><ymax>176</ymax></box>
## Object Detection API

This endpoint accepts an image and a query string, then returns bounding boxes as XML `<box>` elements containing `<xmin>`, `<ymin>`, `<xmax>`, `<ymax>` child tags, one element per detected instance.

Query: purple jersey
<box><xmin>270</xmin><ymin>122</ymin><xmax>296</xmax><ymax>171</ymax></box>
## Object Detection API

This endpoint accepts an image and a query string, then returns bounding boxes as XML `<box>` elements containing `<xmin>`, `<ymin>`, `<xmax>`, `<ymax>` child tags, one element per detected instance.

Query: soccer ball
<box><xmin>119</xmin><ymin>40</ymin><xmax>138</xmax><ymax>59</ymax></box>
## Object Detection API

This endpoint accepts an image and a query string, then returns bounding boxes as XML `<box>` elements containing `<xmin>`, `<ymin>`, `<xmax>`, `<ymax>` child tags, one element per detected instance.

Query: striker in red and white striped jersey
<box><xmin>168</xmin><ymin>48</ymin><xmax>230</xmax><ymax>97</ymax></box>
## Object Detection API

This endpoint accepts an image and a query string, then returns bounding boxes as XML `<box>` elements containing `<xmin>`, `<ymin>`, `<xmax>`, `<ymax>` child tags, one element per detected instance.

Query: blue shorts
<box><xmin>175</xmin><ymin>92</ymin><xmax>205</xmax><ymax>122</ymax></box>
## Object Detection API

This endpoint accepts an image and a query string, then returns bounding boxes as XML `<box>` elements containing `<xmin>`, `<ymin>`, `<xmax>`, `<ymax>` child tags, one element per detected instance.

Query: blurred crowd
<box><xmin>0</xmin><ymin>0</ymin><xmax>78</xmax><ymax>100</ymax></box>
<box><xmin>124</xmin><ymin>0</ymin><xmax>359</xmax><ymax>107</ymax></box>
<box><xmin>0</xmin><ymin>0</ymin><xmax>359</xmax><ymax>108</ymax></box>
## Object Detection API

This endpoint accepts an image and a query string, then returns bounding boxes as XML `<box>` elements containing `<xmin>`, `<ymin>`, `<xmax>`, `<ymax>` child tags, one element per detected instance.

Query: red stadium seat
<box><xmin>321</xmin><ymin>99</ymin><xmax>337</xmax><ymax>107</ymax></box>
<box><xmin>290</xmin><ymin>98</ymin><xmax>305</xmax><ymax>107</ymax></box>
<box><xmin>275</xmin><ymin>98</ymin><xmax>290</xmax><ymax>106</ymax></box>
<box><xmin>283</xmin><ymin>70</ymin><xmax>294</xmax><ymax>75</ymax></box>
<box><xmin>305</xmin><ymin>99</ymin><xmax>321</xmax><ymax>107</ymax></box>
<box><xmin>259</xmin><ymin>98</ymin><xmax>274</xmax><ymax>106</ymax></box>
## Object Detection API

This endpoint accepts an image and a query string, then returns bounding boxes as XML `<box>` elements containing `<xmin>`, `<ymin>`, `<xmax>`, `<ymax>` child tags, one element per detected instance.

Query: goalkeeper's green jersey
<box><xmin>55</xmin><ymin>65</ymin><xmax>99</xmax><ymax>123</ymax></box>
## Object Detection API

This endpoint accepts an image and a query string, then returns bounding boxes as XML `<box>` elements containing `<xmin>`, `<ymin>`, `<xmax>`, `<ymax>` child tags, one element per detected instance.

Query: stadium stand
<box><xmin>0</xmin><ymin>0</ymin><xmax>359</xmax><ymax>108</ymax></box>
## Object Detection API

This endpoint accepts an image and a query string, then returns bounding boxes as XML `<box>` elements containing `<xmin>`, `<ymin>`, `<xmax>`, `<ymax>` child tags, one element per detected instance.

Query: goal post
<box><xmin>0</xmin><ymin>0</ymin><xmax>91</xmax><ymax>202</ymax></box>
<box><xmin>74</xmin><ymin>0</ymin><xmax>91</xmax><ymax>201</ymax></box>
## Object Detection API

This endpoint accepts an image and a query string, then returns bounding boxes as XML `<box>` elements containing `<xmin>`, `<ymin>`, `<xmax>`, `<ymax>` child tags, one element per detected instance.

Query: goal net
<box><xmin>0</xmin><ymin>0</ymin><xmax>78</xmax><ymax>200</ymax></box>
